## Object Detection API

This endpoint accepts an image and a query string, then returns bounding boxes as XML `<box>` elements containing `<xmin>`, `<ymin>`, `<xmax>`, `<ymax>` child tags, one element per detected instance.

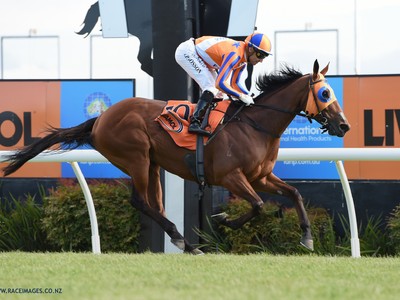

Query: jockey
<box><xmin>175</xmin><ymin>32</ymin><xmax>272</xmax><ymax>136</ymax></box>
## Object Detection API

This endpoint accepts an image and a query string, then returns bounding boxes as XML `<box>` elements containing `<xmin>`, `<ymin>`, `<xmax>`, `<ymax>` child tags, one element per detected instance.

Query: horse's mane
<box><xmin>255</xmin><ymin>65</ymin><xmax>303</xmax><ymax>96</ymax></box>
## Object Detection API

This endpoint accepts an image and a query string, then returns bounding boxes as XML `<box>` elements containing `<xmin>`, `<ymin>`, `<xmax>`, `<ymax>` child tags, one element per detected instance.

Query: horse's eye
<box><xmin>317</xmin><ymin>87</ymin><xmax>331</xmax><ymax>102</ymax></box>
<box><xmin>322</xmin><ymin>90</ymin><xmax>330</xmax><ymax>99</ymax></box>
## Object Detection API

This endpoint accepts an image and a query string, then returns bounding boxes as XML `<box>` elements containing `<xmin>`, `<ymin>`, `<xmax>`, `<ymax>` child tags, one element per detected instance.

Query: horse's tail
<box><xmin>2</xmin><ymin>117</ymin><xmax>98</xmax><ymax>176</ymax></box>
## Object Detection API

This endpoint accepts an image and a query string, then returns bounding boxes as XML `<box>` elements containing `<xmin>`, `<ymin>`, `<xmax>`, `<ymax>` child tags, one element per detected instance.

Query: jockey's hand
<box><xmin>215</xmin><ymin>91</ymin><xmax>226</xmax><ymax>99</ymax></box>
<box><xmin>239</xmin><ymin>94</ymin><xmax>254</xmax><ymax>106</ymax></box>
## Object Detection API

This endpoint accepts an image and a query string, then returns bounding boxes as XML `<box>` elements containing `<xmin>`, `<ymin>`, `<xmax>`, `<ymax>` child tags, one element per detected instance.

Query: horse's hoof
<box><xmin>171</xmin><ymin>239</ymin><xmax>185</xmax><ymax>251</ymax></box>
<box><xmin>211</xmin><ymin>212</ymin><xmax>228</xmax><ymax>223</ymax></box>
<box><xmin>300</xmin><ymin>238</ymin><xmax>314</xmax><ymax>251</ymax></box>
<box><xmin>191</xmin><ymin>248</ymin><xmax>204</xmax><ymax>255</ymax></box>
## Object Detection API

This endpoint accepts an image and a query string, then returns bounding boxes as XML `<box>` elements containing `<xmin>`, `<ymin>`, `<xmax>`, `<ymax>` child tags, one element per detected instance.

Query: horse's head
<box><xmin>304</xmin><ymin>60</ymin><xmax>350</xmax><ymax>137</ymax></box>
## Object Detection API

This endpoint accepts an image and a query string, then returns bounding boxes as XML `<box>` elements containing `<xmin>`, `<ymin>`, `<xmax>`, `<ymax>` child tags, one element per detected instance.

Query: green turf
<box><xmin>0</xmin><ymin>252</ymin><xmax>399</xmax><ymax>300</ymax></box>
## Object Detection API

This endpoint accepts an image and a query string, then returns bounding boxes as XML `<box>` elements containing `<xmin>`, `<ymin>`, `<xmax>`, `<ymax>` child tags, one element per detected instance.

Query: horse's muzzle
<box><xmin>318</xmin><ymin>110</ymin><xmax>350</xmax><ymax>137</ymax></box>
<box><xmin>328</xmin><ymin>122</ymin><xmax>350</xmax><ymax>137</ymax></box>
<box><xmin>329</xmin><ymin>123</ymin><xmax>350</xmax><ymax>137</ymax></box>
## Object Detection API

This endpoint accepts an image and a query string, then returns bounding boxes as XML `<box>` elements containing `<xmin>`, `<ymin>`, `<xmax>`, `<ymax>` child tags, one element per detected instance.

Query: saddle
<box><xmin>155</xmin><ymin>100</ymin><xmax>231</xmax><ymax>150</ymax></box>
<box><xmin>155</xmin><ymin>99</ymin><xmax>231</xmax><ymax>187</ymax></box>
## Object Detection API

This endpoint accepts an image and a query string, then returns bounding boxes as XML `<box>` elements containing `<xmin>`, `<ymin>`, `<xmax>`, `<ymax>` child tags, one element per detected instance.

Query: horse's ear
<box><xmin>312</xmin><ymin>59</ymin><xmax>319</xmax><ymax>80</ymax></box>
<box><xmin>321</xmin><ymin>62</ymin><xmax>330</xmax><ymax>76</ymax></box>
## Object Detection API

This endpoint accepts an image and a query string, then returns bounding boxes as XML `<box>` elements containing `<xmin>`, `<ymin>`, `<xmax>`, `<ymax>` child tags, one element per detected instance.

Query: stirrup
<box><xmin>188</xmin><ymin>122</ymin><xmax>211</xmax><ymax>136</ymax></box>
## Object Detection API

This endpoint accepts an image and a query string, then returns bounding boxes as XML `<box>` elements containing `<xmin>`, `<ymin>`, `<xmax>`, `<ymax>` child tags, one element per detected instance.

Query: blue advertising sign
<box><xmin>60</xmin><ymin>80</ymin><xmax>134</xmax><ymax>178</ymax></box>
<box><xmin>273</xmin><ymin>77</ymin><xmax>344</xmax><ymax>179</ymax></box>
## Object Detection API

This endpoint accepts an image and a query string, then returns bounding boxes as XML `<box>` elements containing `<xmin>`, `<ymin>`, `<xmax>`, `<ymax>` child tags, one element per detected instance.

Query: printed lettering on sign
<box><xmin>0</xmin><ymin>112</ymin><xmax>40</xmax><ymax>147</ymax></box>
<box><xmin>0</xmin><ymin>81</ymin><xmax>61</xmax><ymax>177</ymax></box>
<box><xmin>343</xmin><ymin>76</ymin><xmax>400</xmax><ymax>179</ymax></box>
<box><xmin>364</xmin><ymin>109</ymin><xmax>400</xmax><ymax>146</ymax></box>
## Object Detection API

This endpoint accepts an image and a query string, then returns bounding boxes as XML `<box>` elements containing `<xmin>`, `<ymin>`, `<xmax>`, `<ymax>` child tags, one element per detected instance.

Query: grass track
<box><xmin>0</xmin><ymin>252</ymin><xmax>399</xmax><ymax>300</ymax></box>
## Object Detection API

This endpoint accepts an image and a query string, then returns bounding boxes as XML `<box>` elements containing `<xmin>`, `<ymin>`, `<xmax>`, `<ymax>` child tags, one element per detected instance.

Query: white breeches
<box><xmin>175</xmin><ymin>38</ymin><xmax>219</xmax><ymax>96</ymax></box>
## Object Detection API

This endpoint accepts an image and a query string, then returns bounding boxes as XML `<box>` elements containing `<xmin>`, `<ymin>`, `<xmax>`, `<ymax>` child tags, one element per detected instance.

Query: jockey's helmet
<box><xmin>245</xmin><ymin>32</ymin><xmax>272</xmax><ymax>57</ymax></box>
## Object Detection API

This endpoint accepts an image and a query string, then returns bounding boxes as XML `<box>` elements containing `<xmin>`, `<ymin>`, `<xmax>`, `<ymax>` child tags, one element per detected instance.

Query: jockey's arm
<box><xmin>230</xmin><ymin>64</ymin><xmax>250</xmax><ymax>95</ymax></box>
<box><xmin>215</xmin><ymin>53</ymin><xmax>246</xmax><ymax>98</ymax></box>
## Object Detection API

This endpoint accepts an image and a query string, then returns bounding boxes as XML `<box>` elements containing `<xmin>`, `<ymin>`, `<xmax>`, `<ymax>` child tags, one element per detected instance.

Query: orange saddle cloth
<box><xmin>155</xmin><ymin>100</ymin><xmax>231</xmax><ymax>150</ymax></box>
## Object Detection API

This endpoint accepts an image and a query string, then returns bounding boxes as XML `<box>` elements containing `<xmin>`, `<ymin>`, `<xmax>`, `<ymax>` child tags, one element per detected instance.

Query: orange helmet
<box><xmin>245</xmin><ymin>32</ymin><xmax>272</xmax><ymax>57</ymax></box>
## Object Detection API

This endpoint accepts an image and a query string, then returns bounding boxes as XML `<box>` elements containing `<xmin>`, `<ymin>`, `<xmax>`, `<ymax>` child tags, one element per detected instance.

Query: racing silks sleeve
<box><xmin>230</xmin><ymin>64</ymin><xmax>249</xmax><ymax>95</ymax></box>
<box><xmin>215</xmin><ymin>52</ymin><xmax>247</xmax><ymax>97</ymax></box>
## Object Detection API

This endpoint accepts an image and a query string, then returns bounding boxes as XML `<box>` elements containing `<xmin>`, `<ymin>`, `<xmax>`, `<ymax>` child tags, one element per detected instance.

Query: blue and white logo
<box><xmin>83</xmin><ymin>92</ymin><xmax>112</xmax><ymax>119</ymax></box>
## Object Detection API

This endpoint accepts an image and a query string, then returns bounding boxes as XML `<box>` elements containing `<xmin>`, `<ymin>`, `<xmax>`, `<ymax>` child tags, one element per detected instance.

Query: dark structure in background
<box><xmin>198</xmin><ymin>0</ymin><xmax>254</xmax><ymax>90</ymax></box>
<box><xmin>150</xmin><ymin>0</ymin><xmax>242</xmax><ymax>251</ymax></box>
<box><xmin>199</xmin><ymin>0</ymin><xmax>232</xmax><ymax>36</ymax></box>
<box><xmin>76</xmin><ymin>0</ymin><xmax>236</xmax><ymax>79</ymax></box>
<box><xmin>146</xmin><ymin>0</ymin><xmax>190</xmax><ymax>251</ymax></box>
<box><xmin>77</xmin><ymin>0</ymin><xmax>153</xmax><ymax>77</ymax></box>
<box><xmin>75</xmin><ymin>0</ymin><xmax>253</xmax><ymax>252</ymax></box>
<box><xmin>76</xmin><ymin>0</ymin><xmax>244</xmax><ymax>94</ymax></box>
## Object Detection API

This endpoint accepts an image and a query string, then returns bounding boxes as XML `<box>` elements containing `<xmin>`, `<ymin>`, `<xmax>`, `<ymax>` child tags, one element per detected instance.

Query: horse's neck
<box><xmin>253</xmin><ymin>76</ymin><xmax>309</xmax><ymax>137</ymax></box>
<box><xmin>268</xmin><ymin>75</ymin><xmax>309</xmax><ymax>112</ymax></box>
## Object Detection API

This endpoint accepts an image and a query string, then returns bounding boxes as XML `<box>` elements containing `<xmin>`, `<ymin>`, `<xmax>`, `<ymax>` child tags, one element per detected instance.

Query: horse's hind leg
<box><xmin>147</xmin><ymin>162</ymin><xmax>164</xmax><ymax>216</ymax></box>
<box><xmin>127</xmin><ymin>161</ymin><xmax>201</xmax><ymax>254</ymax></box>
<box><xmin>146</xmin><ymin>163</ymin><xmax>202</xmax><ymax>254</ymax></box>
<box><xmin>252</xmin><ymin>173</ymin><xmax>313</xmax><ymax>251</ymax></box>
<box><xmin>130</xmin><ymin>182</ymin><xmax>202</xmax><ymax>255</ymax></box>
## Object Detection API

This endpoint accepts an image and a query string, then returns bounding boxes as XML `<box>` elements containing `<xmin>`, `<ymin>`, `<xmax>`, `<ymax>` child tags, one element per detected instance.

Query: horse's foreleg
<box><xmin>214</xmin><ymin>171</ymin><xmax>264</xmax><ymax>230</ymax></box>
<box><xmin>252</xmin><ymin>174</ymin><xmax>313</xmax><ymax>251</ymax></box>
<box><xmin>213</xmin><ymin>208</ymin><xmax>260</xmax><ymax>230</ymax></box>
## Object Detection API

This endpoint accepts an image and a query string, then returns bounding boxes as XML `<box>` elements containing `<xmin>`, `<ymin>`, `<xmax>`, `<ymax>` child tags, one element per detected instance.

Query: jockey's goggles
<box><xmin>254</xmin><ymin>48</ymin><xmax>270</xmax><ymax>59</ymax></box>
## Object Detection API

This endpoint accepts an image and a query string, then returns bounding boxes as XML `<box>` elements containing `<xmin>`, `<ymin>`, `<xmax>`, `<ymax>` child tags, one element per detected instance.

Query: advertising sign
<box><xmin>0</xmin><ymin>81</ymin><xmax>61</xmax><ymax>177</ymax></box>
<box><xmin>60</xmin><ymin>80</ymin><xmax>134</xmax><ymax>178</ymax></box>
<box><xmin>343</xmin><ymin>76</ymin><xmax>400</xmax><ymax>180</ymax></box>
<box><xmin>0</xmin><ymin>80</ymin><xmax>134</xmax><ymax>178</ymax></box>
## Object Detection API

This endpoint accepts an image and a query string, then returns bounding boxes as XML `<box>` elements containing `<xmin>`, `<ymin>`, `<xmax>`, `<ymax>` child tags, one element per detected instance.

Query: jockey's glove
<box><xmin>239</xmin><ymin>94</ymin><xmax>254</xmax><ymax>106</ymax></box>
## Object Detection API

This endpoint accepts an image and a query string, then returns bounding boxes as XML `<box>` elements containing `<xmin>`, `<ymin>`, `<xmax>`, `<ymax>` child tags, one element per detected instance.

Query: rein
<box><xmin>234</xmin><ymin>74</ymin><xmax>325</xmax><ymax>137</ymax></box>
<box><xmin>253</xmin><ymin>74</ymin><xmax>324</xmax><ymax>121</ymax></box>
<box><xmin>253</xmin><ymin>103</ymin><xmax>309</xmax><ymax>119</ymax></box>
<box><xmin>207</xmin><ymin>74</ymin><xmax>330</xmax><ymax>141</ymax></box>
<box><xmin>205</xmin><ymin>103</ymin><xmax>245</xmax><ymax>144</ymax></box>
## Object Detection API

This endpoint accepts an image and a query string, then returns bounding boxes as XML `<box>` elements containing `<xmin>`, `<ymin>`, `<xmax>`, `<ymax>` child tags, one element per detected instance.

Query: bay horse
<box><xmin>2</xmin><ymin>60</ymin><xmax>350</xmax><ymax>254</ymax></box>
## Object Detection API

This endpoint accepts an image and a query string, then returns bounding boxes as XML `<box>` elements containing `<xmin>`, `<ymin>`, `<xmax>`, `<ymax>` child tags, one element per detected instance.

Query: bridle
<box><xmin>253</xmin><ymin>75</ymin><xmax>327</xmax><ymax>119</ymax></box>
<box><xmin>306</xmin><ymin>75</ymin><xmax>330</xmax><ymax>132</ymax></box>
<box><xmin>250</xmin><ymin>74</ymin><xmax>331</xmax><ymax>131</ymax></box>
<box><xmin>207</xmin><ymin>74</ymin><xmax>334</xmax><ymax>142</ymax></box>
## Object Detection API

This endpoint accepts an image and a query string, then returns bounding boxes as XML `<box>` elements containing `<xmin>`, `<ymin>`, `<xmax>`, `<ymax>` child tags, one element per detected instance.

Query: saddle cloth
<box><xmin>155</xmin><ymin>100</ymin><xmax>231</xmax><ymax>150</ymax></box>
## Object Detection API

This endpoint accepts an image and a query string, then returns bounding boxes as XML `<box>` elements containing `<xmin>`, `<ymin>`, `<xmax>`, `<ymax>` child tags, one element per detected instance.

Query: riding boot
<box><xmin>188</xmin><ymin>91</ymin><xmax>214</xmax><ymax>136</ymax></box>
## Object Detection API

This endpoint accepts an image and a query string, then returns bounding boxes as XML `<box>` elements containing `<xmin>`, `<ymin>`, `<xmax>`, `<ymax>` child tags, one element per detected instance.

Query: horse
<box><xmin>2</xmin><ymin>60</ymin><xmax>350</xmax><ymax>255</ymax></box>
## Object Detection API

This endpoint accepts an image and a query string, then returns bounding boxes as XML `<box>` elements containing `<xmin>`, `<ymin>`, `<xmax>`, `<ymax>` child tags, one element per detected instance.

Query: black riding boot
<box><xmin>188</xmin><ymin>91</ymin><xmax>214</xmax><ymax>136</ymax></box>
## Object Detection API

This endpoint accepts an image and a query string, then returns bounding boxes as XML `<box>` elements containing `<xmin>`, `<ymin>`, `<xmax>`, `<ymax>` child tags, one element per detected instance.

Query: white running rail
<box><xmin>1</xmin><ymin>148</ymin><xmax>400</xmax><ymax>257</ymax></box>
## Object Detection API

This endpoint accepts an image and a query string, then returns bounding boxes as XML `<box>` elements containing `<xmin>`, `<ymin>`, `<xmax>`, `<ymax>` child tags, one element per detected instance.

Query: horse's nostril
<box><xmin>340</xmin><ymin>123</ymin><xmax>350</xmax><ymax>132</ymax></box>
